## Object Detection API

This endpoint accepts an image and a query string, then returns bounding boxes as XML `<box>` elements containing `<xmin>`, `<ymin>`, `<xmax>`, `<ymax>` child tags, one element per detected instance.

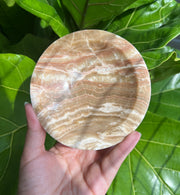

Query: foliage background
<box><xmin>0</xmin><ymin>0</ymin><xmax>180</xmax><ymax>194</ymax></box>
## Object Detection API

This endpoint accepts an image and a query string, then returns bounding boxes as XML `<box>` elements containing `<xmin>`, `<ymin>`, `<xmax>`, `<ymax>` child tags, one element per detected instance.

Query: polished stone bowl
<box><xmin>30</xmin><ymin>30</ymin><xmax>151</xmax><ymax>150</ymax></box>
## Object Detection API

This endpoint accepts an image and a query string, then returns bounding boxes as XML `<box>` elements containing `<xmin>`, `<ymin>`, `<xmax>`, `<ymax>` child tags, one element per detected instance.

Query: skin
<box><xmin>18</xmin><ymin>103</ymin><xmax>141</xmax><ymax>195</ymax></box>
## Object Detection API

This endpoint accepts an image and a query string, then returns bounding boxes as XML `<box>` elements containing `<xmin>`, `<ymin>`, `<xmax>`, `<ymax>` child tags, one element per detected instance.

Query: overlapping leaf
<box><xmin>107</xmin><ymin>0</ymin><xmax>180</xmax><ymax>52</ymax></box>
<box><xmin>142</xmin><ymin>46</ymin><xmax>175</xmax><ymax>70</ymax></box>
<box><xmin>0</xmin><ymin>54</ymin><xmax>35</xmax><ymax>194</ymax></box>
<box><xmin>16</xmin><ymin>0</ymin><xmax>69</xmax><ymax>37</ymax></box>
<box><xmin>108</xmin><ymin>111</ymin><xmax>180</xmax><ymax>195</ymax></box>
<box><xmin>62</xmin><ymin>0</ymin><xmax>154</xmax><ymax>28</ymax></box>
<box><xmin>106</xmin><ymin>0</ymin><xmax>180</xmax><ymax>82</ymax></box>
<box><xmin>0</xmin><ymin>0</ymin><xmax>180</xmax><ymax>194</ymax></box>
<box><xmin>149</xmin><ymin>73</ymin><xmax>180</xmax><ymax>121</ymax></box>
<box><xmin>0</xmin><ymin>54</ymin><xmax>56</xmax><ymax>194</ymax></box>
<box><xmin>108</xmin><ymin>54</ymin><xmax>180</xmax><ymax>194</ymax></box>
<box><xmin>150</xmin><ymin>52</ymin><xmax>180</xmax><ymax>82</ymax></box>
<box><xmin>141</xmin><ymin>46</ymin><xmax>180</xmax><ymax>82</ymax></box>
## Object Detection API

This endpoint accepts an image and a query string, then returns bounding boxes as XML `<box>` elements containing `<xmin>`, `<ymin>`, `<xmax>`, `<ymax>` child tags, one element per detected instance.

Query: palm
<box><xmin>18</xmin><ymin>104</ymin><xmax>140</xmax><ymax>195</ymax></box>
<box><xmin>20</xmin><ymin>143</ymin><xmax>120</xmax><ymax>195</ymax></box>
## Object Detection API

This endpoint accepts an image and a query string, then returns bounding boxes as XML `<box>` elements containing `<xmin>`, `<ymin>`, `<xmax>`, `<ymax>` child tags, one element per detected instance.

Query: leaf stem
<box><xmin>80</xmin><ymin>0</ymin><xmax>89</xmax><ymax>29</ymax></box>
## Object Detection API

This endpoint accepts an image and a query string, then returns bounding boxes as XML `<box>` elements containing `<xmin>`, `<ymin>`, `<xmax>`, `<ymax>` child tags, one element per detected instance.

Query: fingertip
<box><xmin>24</xmin><ymin>101</ymin><xmax>30</xmax><ymax>106</ymax></box>
<box><xmin>24</xmin><ymin>102</ymin><xmax>33</xmax><ymax>119</ymax></box>
<box><xmin>23</xmin><ymin>103</ymin><xmax>46</xmax><ymax>159</ymax></box>
<box><xmin>112</xmin><ymin>131</ymin><xmax>141</xmax><ymax>156</ymax></box>
<box><xmin>24</xmin><ymin>103</ymin><xmax>39</xmax><ymax>129</ymax></box>
<box><xmin>131</xmin><ymin>131</ymin><xmax>141</xmax><ymax>140</ymax></box>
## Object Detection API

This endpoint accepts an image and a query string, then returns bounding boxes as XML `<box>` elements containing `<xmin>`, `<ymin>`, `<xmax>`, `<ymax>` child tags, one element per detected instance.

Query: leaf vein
<box><xmin>154</xmin><ymin>167</ymin><xmax>180</xmax><ymax>173</ymax></box>
<box><xmin>0</xmin><ymin>116</ymin><xmax>18</xmax><ymax>127</ymax></box>
<box><xmin>129</xmin><ymin>154</ymin><xmax>135</xmax><ymax>195</ymax></box>
<box><xmin>0</xmin><ymin>84</ymin><xmax>30</xmax><ymax>95</ymax></box>
<box><xmin>0</xmin><ymin>133</ymin><xmax>13</xmax><ymax>182</ymax></box>
<box><xmin>135</xmin><ymin>148</ymin><xmax>174</xmax><ymax>195</ymax></box>
<box><xmin>125</xmin><ymin>8</ymin><xmax>136</xmax><ymax>29</ymax></box>
<box><xmin>139</xmin><ymin>139</ymin><xmax>180</xmax><ymax>148</ymax></box>
<box><xmin>115</xmin><ymin>3</ymin><xmax>172</xmax><ymax>34</ymax></box>
<box><xmin>18</xmin><ymin>1</ymin><xmax>66</xmax><ymax>36</ymax></box>
<box><xmin>150</xmin><ymin>101</ymin><xmax>180</xmax><ymax>109</ymax></box>
<box><xmin>152</xmin><ymin>88</ymin><xmax>180</xmax><ymax>96</ymax></box>
<box><xmin>0</xmin><ymin>124</ymin><xmax>27</xmax><ymax>138</ymax></box>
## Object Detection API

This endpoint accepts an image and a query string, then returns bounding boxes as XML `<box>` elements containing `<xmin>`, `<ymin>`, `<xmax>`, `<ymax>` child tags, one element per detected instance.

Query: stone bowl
<box><xmin>30</xmin><ymin>30</ymin><xmax>151</xmax><ymax>150</ymax></box>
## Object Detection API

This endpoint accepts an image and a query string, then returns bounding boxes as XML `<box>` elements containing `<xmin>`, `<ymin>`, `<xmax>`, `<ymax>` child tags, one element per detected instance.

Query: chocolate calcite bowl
<box><xmin>30</xmin><ymin>30</ymin><xmax>151</xmax><ymax>150</ymax></box>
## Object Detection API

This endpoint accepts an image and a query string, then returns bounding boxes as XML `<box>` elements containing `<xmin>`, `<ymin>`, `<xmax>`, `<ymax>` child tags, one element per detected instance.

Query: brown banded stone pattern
<box><xmin>30</xmin><ymin>30</ymin><xmax>151</xmax><ymax>150</ymax></box>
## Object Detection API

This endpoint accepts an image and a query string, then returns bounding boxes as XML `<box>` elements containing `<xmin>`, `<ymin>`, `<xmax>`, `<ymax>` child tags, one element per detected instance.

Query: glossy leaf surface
<box><xmin>16</xmin><ymin>0</ymin><xmax>69</xmax><ymax>37</ymax></box>
<box><xmin>0</xmin><ymin>54</ymin><xmax>35</xmax><ymax>194</ymax></box>
<box><xmin>142</xmin><ymin>46</ymin><xmax>175</xmax><ymax>70</ymax></box>
<box><xmin>62</xmin><ymin>0</ymin><xmax>154</xmax><ymax>28</ymax></box>
<box><xmin>0</xmin><ymin>0</ymin><xmax>180</xmax><ymax>194</ymax></box>
<box><xmin>108</xmin><ymin>111</ymin><xmax>180</xmax><ymax>195</ymax></box>
<box><xmin>0</xmin><ymin>54</ymin><xmax>55</xmax><ymax>194</ymax></box>
<box><xmin>107</xmin><ymin>0</ymin><xmax>180</xmax><ymax>52</ymax></box>
<box><xmin>149</xmin><ymin>73</ymin><xmax>180</xmax><ymax>121</ymax></box>
<box><xmin>150</xmin><ymin>53</ymin><xmax>180</xmax><ymax>82</ymax></box>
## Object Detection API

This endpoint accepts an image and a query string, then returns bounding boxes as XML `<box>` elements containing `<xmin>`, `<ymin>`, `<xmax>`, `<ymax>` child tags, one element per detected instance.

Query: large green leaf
<box><xmin>142</xmin><ymin>46</ymin><xmax>175</xmax><ymax>70</ymax></box>
<box><xmin>106</xmin><ymin>0</ymin><xmax>180</xmax><ymax>82</ymax></box>
<box><xmin>62</xmin><ymin>0</ymin><xmax>154</xmax><ymax>28</ymax></box>
<box><xmin>107</xmin><ymin>0</ymin><xmax>180</xmax><ymax>52</ymax></box>
<box><xmin>150</xmin><ymin>53</ymin><xmax>180</xmax><ymax>82</ymax></box>
<box><xmin>16</xmin><ymin>0</ymin><xmax>69</xmax><ymax>37</ymax></box>
<box><xmin>0</xmin><ymin>54</ymin><xmax>35</xmax><ymax>194</ymax></box>
<box><xmin>40</xmin><ymin>0</ymin><xmax>77</xmax><ymax>32</ymax></box>
<box><xmin>0</xmin><ymin>0</ymin><xmax>180</xmax><ymax>194</ymax></box>
<box><xmin>0</xmin><ymin>54</ymin><xmax>56</xmax><ymax>194</ymax></box>
<box><xmin>149</xmin><ymin>73</ymin><xmax>180</xmax><ymax>121</ymax></box>
<box><xmin>141</xmin><ymin>46</ymin><xmax>180</xmax><ymax>82</ymax></box>
<box><xmin>108</xmin><ymin>111</ymin><xmax>180</xmax><ymax>195</ymax></box>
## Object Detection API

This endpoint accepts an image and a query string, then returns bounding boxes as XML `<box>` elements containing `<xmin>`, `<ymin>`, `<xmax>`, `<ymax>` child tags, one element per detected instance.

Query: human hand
<box><xmin>18</xmin><ymin>103</ymin><xmax>141</xmax><ymax>195</ymax></box>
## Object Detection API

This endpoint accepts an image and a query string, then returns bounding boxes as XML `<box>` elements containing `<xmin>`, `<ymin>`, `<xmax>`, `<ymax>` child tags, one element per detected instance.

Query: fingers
<box><xmin>100</xmin><ymin>131</ymin><xmax>141</xmax><ymax>185</ymax></box>
<box><xmin>21</xmin><ymin>103</ymin><xmax>46</xmax><ymax>164</ymax></box>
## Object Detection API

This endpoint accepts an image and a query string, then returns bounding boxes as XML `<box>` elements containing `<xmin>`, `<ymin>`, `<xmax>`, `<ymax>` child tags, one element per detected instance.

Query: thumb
<box><xmin>21</xmin><ymin>102</ymin><xmax>46</xmax><ymax>164</ymax></box>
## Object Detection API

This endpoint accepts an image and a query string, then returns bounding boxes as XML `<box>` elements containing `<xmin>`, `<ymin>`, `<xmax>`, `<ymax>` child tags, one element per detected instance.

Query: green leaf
<box><xmin>62</xmin><ymin>0</ymin><xmax>154</xmax><ymax>28</ymax></box>
<box><xmin>3</xmin><ymin>34</ymin><xmax>53</xmax><ymax>61</ymax></box>
<box><xmin>0</xmin><ymin>0</ymin><xmax>180</xmax><ymax>194</ymax></box>
<box><xmin>108</xmin><ymin>111</ymin><xmax>180</xmax><ymax>195</ymax></box>
<box><xmin>107</xmin><ymin>0</ymin><xmax>180</xmax><ymax>52</ymax></box>
<box><xmin>16</xmin><ymin>0</ymin><xmax>69</xmax><ymax>37</ymax></box>
<box><xmin>0</xmin><ymin>54</ymin><xmax>35</xmax><ymax>194</ymax></box>
<box><xmin>125</xmin><ymin>0</ymin><xmax>154</xmax><ymax>10</ymax></box>
<box><xmin>149</xmin><ymin>73</ymin><xmax>180</xmax><ymax>121</ymax></box>
<box><xmin>0</xmin><ymin>54</ymin><xmax>56</xmax><ymax>194</ymax></box>
<box><xmin>141</xmin><ymin>46</ymin><xmax>175</xmax><ymax>70</ymax></box>
<box><xmin>176</xmin><ymin>49</ymin><xmax>180</xmax><ymax>58</ymax></box>
<box><xmin>141</xmin><ymin>46</ymin><xmax>180</xmax><ymax>82</ymax></box>
<box><xmin>0</xmin><ymin>33</ymin><xmax>10</xmax><ymax>51</ymax></box>
<box><xmin>0</xmin><ymin>1</ymin><xmax>35</xmax><ymax>42</ymax></box>
<box><xmin>40</xmin><ymin>0</ymin><xmax>76</xmax><ymax>31</ymax></box>
<box><xmin>3</xmin><ymin>0</ymin><xmax>15</xmax><ymax>7</ymax></box>
<box><xmin>150</xmin><ymin>52</ymin><xmax>180</xmax><ymax>82</ymax></box>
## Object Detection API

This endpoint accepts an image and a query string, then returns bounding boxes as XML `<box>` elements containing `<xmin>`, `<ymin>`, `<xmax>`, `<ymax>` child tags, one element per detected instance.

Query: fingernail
<box><xmin>24</xmin><ymin>101</ymin><xmax>29</xmax><ymax>106</ymax></box>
